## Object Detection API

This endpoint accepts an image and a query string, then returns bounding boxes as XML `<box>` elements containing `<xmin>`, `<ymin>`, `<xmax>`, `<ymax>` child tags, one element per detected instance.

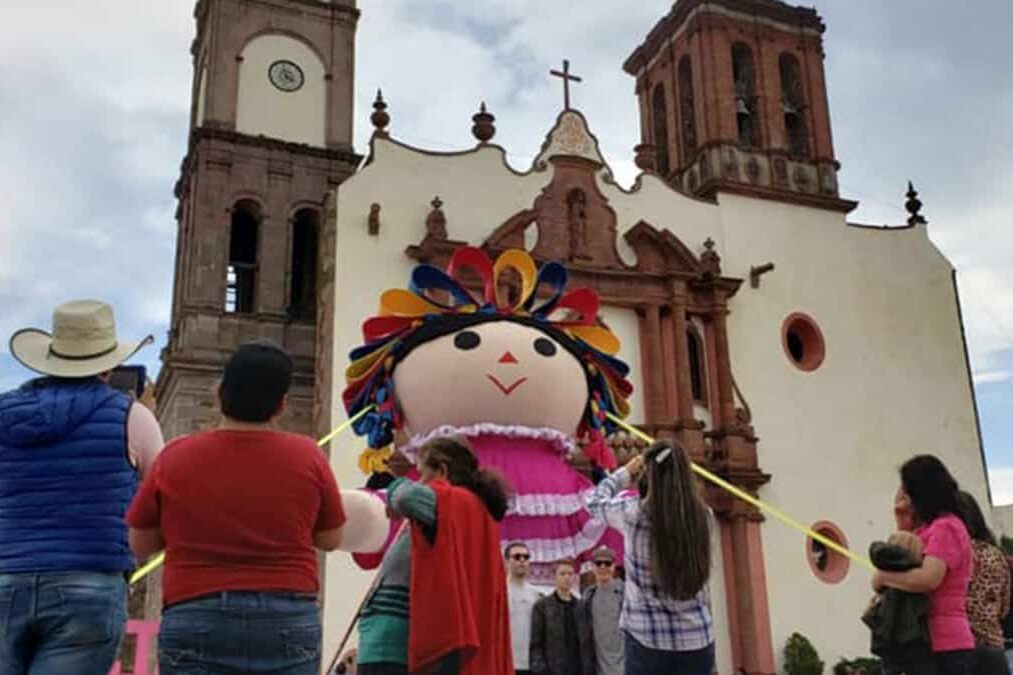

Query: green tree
<box><xmin>784</xmin><ymin>633</ymin><xmax>824</xmax><ymax>675</ymax></box>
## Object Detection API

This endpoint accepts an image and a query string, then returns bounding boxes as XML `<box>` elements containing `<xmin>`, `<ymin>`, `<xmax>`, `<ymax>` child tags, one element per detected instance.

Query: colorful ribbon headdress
<box><xmin>343</xmin><ymin>247</ymin><xmax>632</xmax><ymax>468</ymax></box>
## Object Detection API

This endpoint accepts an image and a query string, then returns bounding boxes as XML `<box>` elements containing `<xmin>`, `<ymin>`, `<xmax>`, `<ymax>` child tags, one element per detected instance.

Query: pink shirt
<box><xmin>126</xmin><ymin>403</ymin><xmax>163</xmax><ymax>476</ymax></box>
<box><xmin>916</xmin><ymin>514</ymin><xmax>974</xmax><ymax>652</ymax></box>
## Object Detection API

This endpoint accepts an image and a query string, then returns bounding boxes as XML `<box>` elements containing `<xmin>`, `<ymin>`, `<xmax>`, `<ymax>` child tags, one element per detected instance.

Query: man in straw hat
<box><xmin>0</xmin><ymin>299</ymin><xmax>164</xmax><ymax>674</ymax></box>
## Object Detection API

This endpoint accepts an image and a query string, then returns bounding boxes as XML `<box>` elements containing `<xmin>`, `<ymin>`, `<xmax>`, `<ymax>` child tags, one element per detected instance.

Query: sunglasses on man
<box><xmin>593</xmin><ymin>559</ymin><xmax>614</xmax><ymax>568</ymax></box>
<box><xmin>511</xmin><ymin>553</ymin><xmax>531</xmax><ymax>561</ymax></box>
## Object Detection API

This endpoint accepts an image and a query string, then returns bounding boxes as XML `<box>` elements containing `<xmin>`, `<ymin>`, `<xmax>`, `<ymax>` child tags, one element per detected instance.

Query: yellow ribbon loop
<box><xmin>129</xmin><ymin>405</ymin><xmax>376</xmax><ymax>586</ymax></box>
<box><xmin>605</xmin><ymin>412</ymin><xmax>875</xmax><ymax>571</ymax></box>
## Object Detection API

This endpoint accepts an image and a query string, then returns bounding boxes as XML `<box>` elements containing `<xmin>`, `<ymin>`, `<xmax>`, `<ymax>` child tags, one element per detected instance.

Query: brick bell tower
<box><xmin>625</xmin><ymin>0</ymin><xmax>855</xmax><ymax>212</ymax></box>
<box><xmin>156</xmin><ymin>0</ymin><xmax>361</xmax><ymax>440</ymax></box>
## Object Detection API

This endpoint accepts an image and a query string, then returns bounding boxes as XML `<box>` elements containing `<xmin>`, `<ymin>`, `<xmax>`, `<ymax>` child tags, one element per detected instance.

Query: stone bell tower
<box><xmin>625</xmin><ymin>0</ymin><xmax>855</xmax><ymax>212</ymax></box>
<box><xmin>156</xmin><ymin>0</ymin><xmax>362</xmax><ymax>439</ymax></box>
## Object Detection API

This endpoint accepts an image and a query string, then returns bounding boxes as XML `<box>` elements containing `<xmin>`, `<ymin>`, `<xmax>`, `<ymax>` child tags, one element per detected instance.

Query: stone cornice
<box><xmin>174</xmin><ymin>126</ymin><xmax>361</xmax><ymax>200</ymax></box>
<box><xmin>624</xmin><ymin>0</ymin><xmax>824</xmax><ymax>74</ymax></box>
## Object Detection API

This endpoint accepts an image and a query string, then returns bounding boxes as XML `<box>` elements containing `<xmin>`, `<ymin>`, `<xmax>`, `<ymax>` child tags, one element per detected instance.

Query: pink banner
<box><xmin>109</xmin><ymin>620</ymin><xmax>159</xmax><ymax>675</ymax></box>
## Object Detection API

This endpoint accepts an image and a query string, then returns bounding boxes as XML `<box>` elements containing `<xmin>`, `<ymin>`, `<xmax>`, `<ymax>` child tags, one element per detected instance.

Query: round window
<box><xmin>806</xmin><ymin>521</ymin><xmax>849</xmax><ymax>584</ymax></box>
<box><xmin>782</xmin><ymin>313</ymin><xmax>825</xmax><ymax>371</ymax></box>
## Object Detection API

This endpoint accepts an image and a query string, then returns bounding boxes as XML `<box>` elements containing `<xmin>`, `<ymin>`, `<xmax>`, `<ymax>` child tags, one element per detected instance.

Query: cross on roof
<box><xmin>550</xmin><ymin>59</ymin><xmax>583</xmax><ymax>110</ymax></box>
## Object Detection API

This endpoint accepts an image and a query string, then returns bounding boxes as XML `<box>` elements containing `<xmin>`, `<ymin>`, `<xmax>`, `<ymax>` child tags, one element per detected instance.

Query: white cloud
<box><xmin>955</xmin><ymin>266</ymin><xmax>1013</xmax><ymax>371</ymax></box>
<box><xmin>0</xmin><ymin>0</ymin><xmax>1010</xmax><ymax>454</ymax></box>
<box><xmin>975</xmin><ymin>370</ymin><xmax>1013</xmax><ymax>385</ymax></box>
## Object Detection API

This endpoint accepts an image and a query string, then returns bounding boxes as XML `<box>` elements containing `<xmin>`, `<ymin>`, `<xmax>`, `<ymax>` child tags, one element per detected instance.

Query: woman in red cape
<box><xmin>404</xmin><ymin>436</ymin><xmax>513</xmax><ymax>674</ymax></box>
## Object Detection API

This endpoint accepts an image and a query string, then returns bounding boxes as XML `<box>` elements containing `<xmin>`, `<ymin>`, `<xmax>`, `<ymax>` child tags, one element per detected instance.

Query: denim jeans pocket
<box><xmin>159</xmin><ymin>628</ymin><xmax>210</xmax><ymax>668</ymax></box>
<box><xmin>55</xmin><ymin>581</ymin><xmax>126</xmax><ymax>646</ymax></box>
<box><xmin>281</xmin><ymin>623</ymin><xmax>322</xmax><ymax>664</ymax></box>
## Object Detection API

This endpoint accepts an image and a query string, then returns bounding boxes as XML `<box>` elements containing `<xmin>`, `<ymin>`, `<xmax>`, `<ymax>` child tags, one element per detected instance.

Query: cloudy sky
<box><xmin>2</xmin><ymin>1</ymin><xmax>1011</xmax><ymax>497</ymax></box>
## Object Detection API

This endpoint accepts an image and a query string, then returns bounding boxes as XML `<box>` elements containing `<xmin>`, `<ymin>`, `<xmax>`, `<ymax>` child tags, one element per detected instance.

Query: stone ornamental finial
<box><xmin>371</xmin><ymin>89</ymin><xmax>390</xmax><ymax>136</ymax></box>
<box><xmin>634</xmin><ymin>143</ymin><xmax>656</xmax><ymax>172</ymax></box>
<box><xmin>905</xmin><ymin>181</ymin><xmax>927</xmax><ymax>226</ymax></box>
<box><xmin>471</xmin><ymin>102</ymin><xmax>496</xmax><ymax>144</ymax></box>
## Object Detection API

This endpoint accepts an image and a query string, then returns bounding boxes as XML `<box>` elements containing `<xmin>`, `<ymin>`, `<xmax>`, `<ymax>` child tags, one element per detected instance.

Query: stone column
<box><xmin>642</xmin><ymin>304</ymin><xmax>667</xmax><ymax>426</ymax></box>
<box><xmin>191</xmin><ymin>149</ymin><xmax>232</xmax><ymax>310</ymax></box>
<box><xmin>659</xmin><ymin>307</ymin><xmax>679</xmax><ymax>420</ymax></box>
<box><xmin>670</xmin><ymin>282</ymin><xmax>706</xmax><ymax>453</ymax></box>
<box><xmin>710</xmin><ymin>300</ymin><xmax>737</xmax><ymax>429</ymax></box>
<box><xmin>314</xmin><ymin>192</ymin><xmax>338</xmax><ymax>444</ymax></box>
<box><xmin>257</xmin><ymin>209</ymin><xmax>288</xmax><ymax>317</ymax></box>
<box><xmin>719</xmin><ymin>503</ymin><xmax>776</xmax><ymax>675</ymax></box>
<box><xmin>671</xmin><ymin>282</ymin><xmax>695</xmax><ymax>422</ymax></box>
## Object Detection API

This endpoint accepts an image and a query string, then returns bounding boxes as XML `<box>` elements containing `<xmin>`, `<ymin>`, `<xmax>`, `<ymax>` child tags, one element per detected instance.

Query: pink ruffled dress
<box><xmin>401</xmin><ymin>424</ymin><xmax>624</xmax><ymax>583</ymax></box>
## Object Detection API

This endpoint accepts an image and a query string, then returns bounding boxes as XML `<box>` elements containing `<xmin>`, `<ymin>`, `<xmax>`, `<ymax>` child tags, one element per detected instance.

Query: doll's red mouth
<box><xmin>486</xmin><ymin>374</ymin><xmax>527</xmax><ymax>396</ymax></box>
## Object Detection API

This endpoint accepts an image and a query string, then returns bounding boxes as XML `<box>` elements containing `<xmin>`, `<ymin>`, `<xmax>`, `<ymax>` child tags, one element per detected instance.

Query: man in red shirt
<box><xmin>127</xmin><ymin>341</ymin><xmax>346</xmax><ymax>674</ymax></box>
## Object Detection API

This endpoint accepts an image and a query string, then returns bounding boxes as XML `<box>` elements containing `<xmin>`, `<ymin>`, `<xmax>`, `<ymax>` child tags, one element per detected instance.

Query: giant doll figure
<box><xmin>344</xmin><ymin>247</ymin><xmax>632</xmax><ymax>580</ymax></box>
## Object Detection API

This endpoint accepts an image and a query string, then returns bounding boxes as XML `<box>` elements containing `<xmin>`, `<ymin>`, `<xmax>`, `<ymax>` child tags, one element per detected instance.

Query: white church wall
<box><xmin>713</xmin><ymin>193</ymin><xmax>987</xmax><ymax>669</ymax></box>
<box><xmin>235</xmin><ymin>34</ymin><xmax>326</xmax><ymax>147</ymax></box>
<box><xmin>602</xmin><ymin>173</ymin><xmax>724</xmax><ymax>262</ymax></box>
<box><xmin>990</xmin><ymin>504</ymin><xmax>1013</xmax><ymax>539</ymax></box>
<box><xmin>598</xmin><ymin>305</ymin><xmax>645</xmax><ymax>425</ymax></box>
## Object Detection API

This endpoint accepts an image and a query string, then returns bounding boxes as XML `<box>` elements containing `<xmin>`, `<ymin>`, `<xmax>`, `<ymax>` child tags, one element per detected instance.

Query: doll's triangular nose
<box><xmin>498</xmin><ymin>351</ymin><xmax>518</xmax><ymax>364</ymax></box>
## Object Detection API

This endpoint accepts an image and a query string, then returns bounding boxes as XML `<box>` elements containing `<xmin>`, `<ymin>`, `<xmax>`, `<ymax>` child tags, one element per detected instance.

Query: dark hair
<box><xmin>504</xmin><ymin>541</ymin><xmax>529</xmax><ymax>559</ymax></box>
<box><xmin>418</xmin><ymin>436</ymin><xmax>511</xmax><ymax>521</ymax></box>
<box><xmin>553</xmin><ymin>557</ymin><xmax>577</xmax><ymax>573</ymax></box>
<box><xmin>956</xmin><ymin>490</ymin><xmax>996</xmax><ymax>546</ymax></box>
<box><xmin>900</xmin><ymin>455</ymin><xmax>959</xmax><ymax>526</ymax></box>
<box><xmin>641</xmin><ymin>441</ymin><xmax>711</xmax><ymax>600</ymax></box>
<box><xmin>219</xmin><ymin>341</ymin><xmax>293</xmax><ymax>422</ymax></box>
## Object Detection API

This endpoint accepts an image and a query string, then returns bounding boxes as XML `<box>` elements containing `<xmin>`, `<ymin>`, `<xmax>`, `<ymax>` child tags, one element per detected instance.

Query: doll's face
<box><xmin>393</xmin><ymin>321</ymin><xmax>589</xmax><ymax>437</ymax></box>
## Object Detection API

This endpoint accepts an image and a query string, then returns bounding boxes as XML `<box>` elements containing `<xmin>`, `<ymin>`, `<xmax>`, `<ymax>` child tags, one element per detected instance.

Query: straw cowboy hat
<box><xmin>9</xmin><ymin>300</ymin><xmax>153</xmax><ymax>378</ymax></box>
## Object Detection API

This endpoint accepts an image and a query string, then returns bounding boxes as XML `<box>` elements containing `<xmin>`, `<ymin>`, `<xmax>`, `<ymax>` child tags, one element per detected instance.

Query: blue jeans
<box><xmin>159</xmin><ymin>591</ymin><xmax>322</xmax><ymax>674</ymax></box>
<box><xmin>623</xmin><ymin>631</ymin><xmax>714</xmax><ymax>675</ymax></box>
<box><xmin>0</xmin><ymin>571</ymin><xmax>127</xmax><ymax>675</ymax></box>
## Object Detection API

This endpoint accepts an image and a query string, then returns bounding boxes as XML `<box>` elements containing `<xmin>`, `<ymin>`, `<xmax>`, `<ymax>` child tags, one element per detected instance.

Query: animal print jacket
<box><xmin>967</xmin><ymin>540</ymin><xmax>1011</xmax><ymax>648</ymax></box>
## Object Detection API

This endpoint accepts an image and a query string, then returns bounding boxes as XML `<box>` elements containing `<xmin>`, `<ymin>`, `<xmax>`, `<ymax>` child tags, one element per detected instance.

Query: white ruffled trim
<box><xmin>519</xmin><ymin>517</ymin><xmax>610</xmax><ymax>563</ymax></box>
<box><xmin>400</xmin><ymin>423</ymin><xmax>577</xmax><ymax>459</ymax></box>
<box><xmin>507</xmin><ymin>489</ymin><xmax>594</xmax><ymax>517</ymax></box>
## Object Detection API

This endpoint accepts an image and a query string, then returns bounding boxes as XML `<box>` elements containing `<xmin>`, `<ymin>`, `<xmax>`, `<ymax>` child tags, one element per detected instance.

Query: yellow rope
<box><xmin>131</xmin><ymin>406</ymin><xmax>874</xmax><ymax>584</ymax></box>
<box><xmin>129</xmin><ymin>406</ymin><xmax>374</xmax><ymax>586</ymax></box>
<box><xmin>605</xmin><ymin>412</ymin><xmax>874</xmax><ymax>571</ymax></box>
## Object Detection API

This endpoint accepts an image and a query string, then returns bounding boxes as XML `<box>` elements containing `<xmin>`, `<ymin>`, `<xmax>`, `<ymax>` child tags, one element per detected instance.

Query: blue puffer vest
<box><xmin>0</xmin><ymin>378</ymin><xmax>137</xmax><ymax>573</ymax></box>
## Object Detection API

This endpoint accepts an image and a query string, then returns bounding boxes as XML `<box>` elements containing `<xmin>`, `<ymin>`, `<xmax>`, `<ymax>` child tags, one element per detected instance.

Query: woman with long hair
<box><xmin>874</xmin><ymin>455</ymin><xmax>975</xmax><ymax>675</ymax></box>
<box><xmin>587</xmin><ymin>440</ymin><xmax>714</xmax><ymax>675</ymax></box>
<box><xmin>956</xmin><ymin>491</ymin><xmax>1011</xmax><ymax>675</ymax></box>
<box><xmin>355</xmin><ymin>436</ymin><xmax>513</xmax><ymax>675</ymax></box>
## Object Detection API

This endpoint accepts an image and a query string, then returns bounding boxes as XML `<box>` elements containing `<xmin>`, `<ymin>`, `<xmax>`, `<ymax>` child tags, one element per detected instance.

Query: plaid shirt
<box><xmin>587</xmin><ymin>467</ymin><xmax>714</xmax><ymax>652</ymax></box>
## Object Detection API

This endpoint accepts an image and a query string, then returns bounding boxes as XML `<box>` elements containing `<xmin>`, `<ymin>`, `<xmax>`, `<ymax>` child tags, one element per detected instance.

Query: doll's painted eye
<box><xmin>533</xmin><ymin>337</ymin><xmax>557</xmax><ymax>357</ymax></box>
<box><xmin>454</xmin><ymin>330</ymin><xmax>481</xmax><ymax>350</ymax></box>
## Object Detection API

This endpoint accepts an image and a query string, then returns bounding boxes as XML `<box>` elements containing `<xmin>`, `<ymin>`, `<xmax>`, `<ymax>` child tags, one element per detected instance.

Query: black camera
<box><xmin>108</xmin><ymin>365</ymin><xmax>146</xmax><ymax>398</ymax></box>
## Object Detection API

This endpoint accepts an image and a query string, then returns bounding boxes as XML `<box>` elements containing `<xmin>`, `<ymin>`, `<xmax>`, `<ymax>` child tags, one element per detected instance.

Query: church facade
<box><xmin>156</xmin><ymin>0</ymin><xmax>989</xmax><ymax>672</ymax></box>
<box><xmin>318</xmin><ymin>3</ymin><xmax>989</xmax><ymax>673</ymax></box>
<box><xmin>320</xmin><ymin>108</ymin><xmax>988</xmax><ymax>675</ymax></box>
